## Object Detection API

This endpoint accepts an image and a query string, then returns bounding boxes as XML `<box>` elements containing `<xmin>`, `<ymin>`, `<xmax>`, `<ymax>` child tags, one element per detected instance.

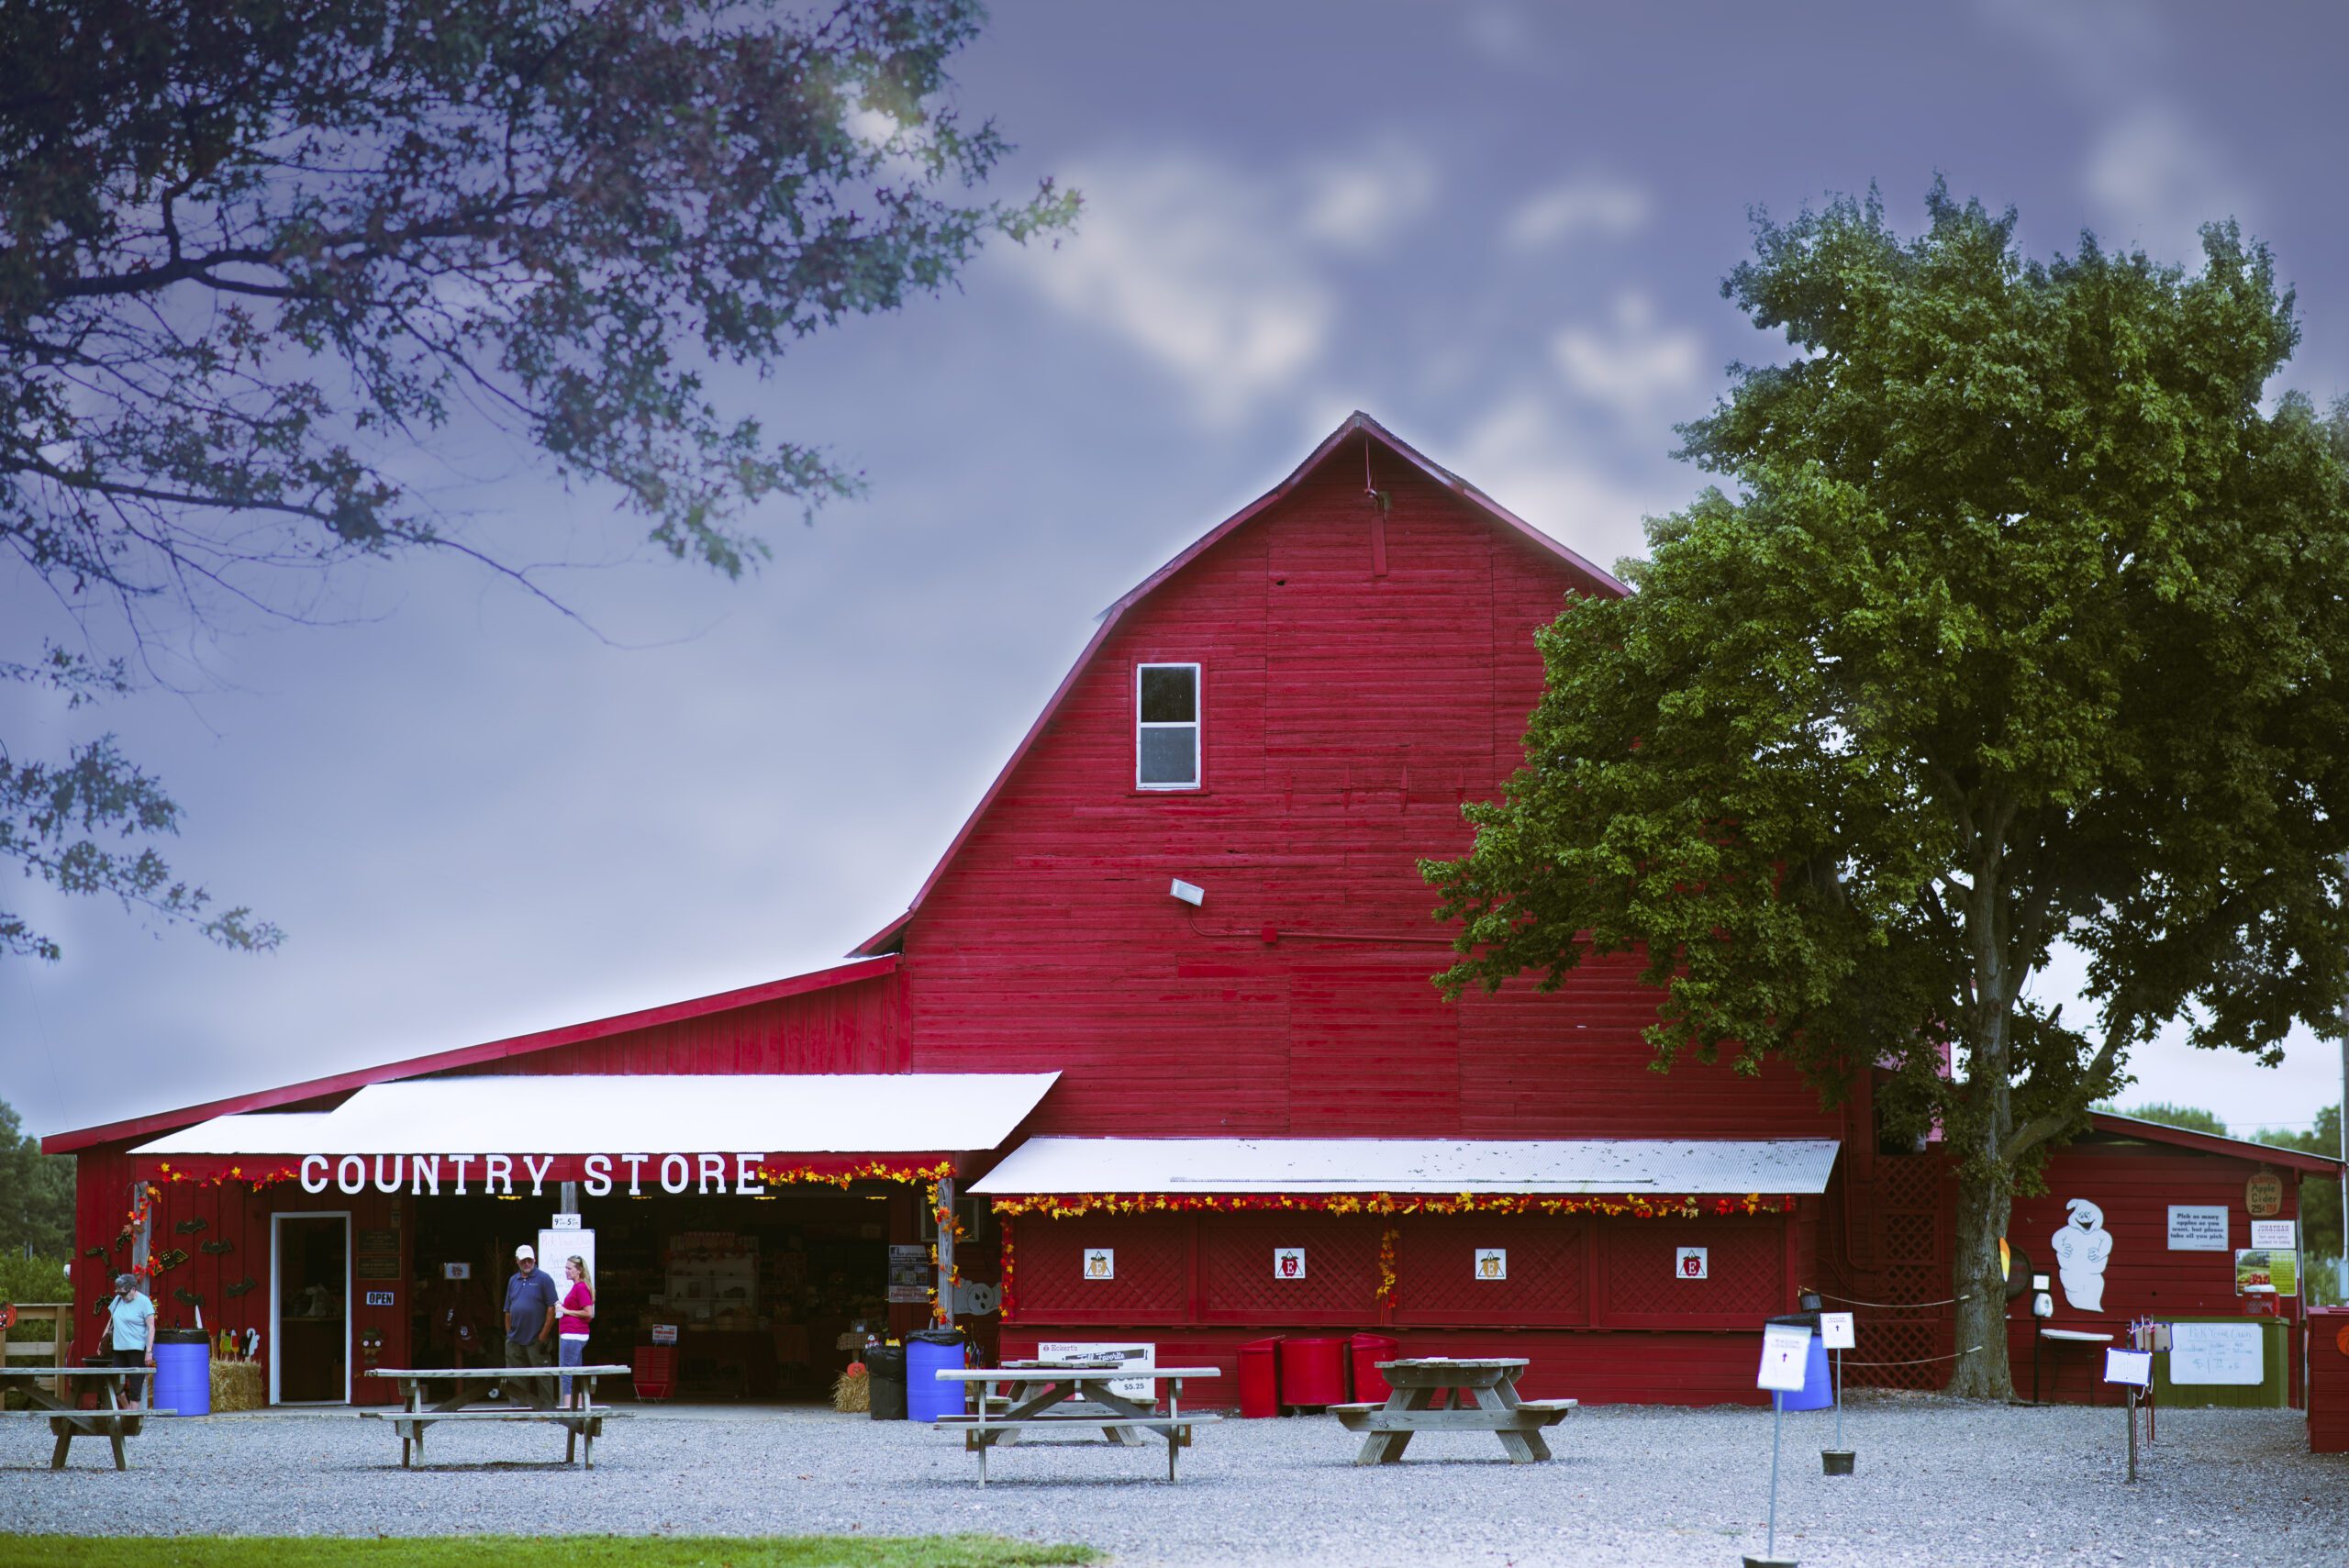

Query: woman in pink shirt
<box><xmin>557</xmin><ymin>1255</ymin><xmax>596</xmax><ymax>1407</ymax></box>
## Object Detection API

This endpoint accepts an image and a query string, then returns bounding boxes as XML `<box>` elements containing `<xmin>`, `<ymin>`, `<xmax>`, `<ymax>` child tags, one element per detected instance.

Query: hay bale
<box><xmin>211</xmin><ymin>1361</ymin><xmax>265</xmax><ymax>1414</ymax></box>
<box><xmin>832</xmin><ymin>1363</ymin><xmax>869</xmax><ymax>1413</ymax></box>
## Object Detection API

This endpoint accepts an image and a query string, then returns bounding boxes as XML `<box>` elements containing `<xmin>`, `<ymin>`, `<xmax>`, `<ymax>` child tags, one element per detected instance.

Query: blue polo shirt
<box><xmin>506</xmin><ymin>1267</ymin><xmax>560</xmax><ymax>1343</ymax></box>
<box><xmin>108</xmin><ymin>1291</ymin><xmax>155</xmax><ymax>1352</ymax></box>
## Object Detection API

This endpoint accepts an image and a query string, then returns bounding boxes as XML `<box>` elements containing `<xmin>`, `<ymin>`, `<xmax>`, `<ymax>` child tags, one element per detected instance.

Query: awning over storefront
<box><xmin>132</xmin><ymin>1073</ymin><xmax>1060</xmax><ymax>1159</ymax></box>
<box><xmin>970</xmin><ymin>1137</ymin><xmax>1841</xmax><ymax>1195</ymax></box>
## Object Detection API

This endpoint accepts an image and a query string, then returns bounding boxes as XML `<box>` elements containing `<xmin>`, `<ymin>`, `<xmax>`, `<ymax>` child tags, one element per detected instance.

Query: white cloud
<box><xmin>1550</xmin><ymin>293</ymin><xmax>1705</xmax><ymax>418</ymax></box>
<box><xmin>1009</xmin><ymin>153</ymin><xmax>1335</xmax><ymax>423</ymax></box>
<box><xmin>1445</xmin><ymin>393</ymin><xmax>1675</xmax><ymax>572</ymax></box>
<box><xmin>1503</xmin><ymin>175</ymin><xmax>1653</xmax><ymax>250</ymax></box>
<box><xmin>2083</xmin><ymin>104</ymin><xmax>2251</xmax><ymax>264</ymax></box>
<box><xmin>1007</xmin><ymin>144</ymin><xmax>1444</xmax><ymax>424</ymax></box>
<box><xmin>1298</xmin><ymin>144</ymin><xmax>1438</xmax><ymax>252</ymax></box>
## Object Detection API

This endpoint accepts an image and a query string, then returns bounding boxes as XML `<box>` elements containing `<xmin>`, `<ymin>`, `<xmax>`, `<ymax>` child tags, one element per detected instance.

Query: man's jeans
<box><xmin>505</xmin><ymin>1336</ymin><xmax>556</xmax><ymax>1408</ymax></box>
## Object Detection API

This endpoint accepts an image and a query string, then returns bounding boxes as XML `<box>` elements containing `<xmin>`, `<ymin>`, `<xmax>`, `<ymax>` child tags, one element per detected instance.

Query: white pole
<box><xmin>1766</xmin><ymin>1390</ymin><xmax>1784</xmax><ymax>1558</ymax></box>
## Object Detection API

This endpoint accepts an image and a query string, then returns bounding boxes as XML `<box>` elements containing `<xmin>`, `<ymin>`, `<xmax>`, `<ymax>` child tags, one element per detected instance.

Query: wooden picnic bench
<box><xmin>931</xmin><ymin>1361</ymin><xmax>1222</xmax><ymax>1485</ymax></box>
<box><xmin>0</xmin><ymin>1367</ymin><xmax>172</xmax><ymax>1471</ymax></box>
<box><xmin>360</xmin><ymin>1365</ymin><xmax>634</xmax><ymax>1468</ymax></box>
<box><xmin>1332</xmin><ymin>1357</ymin><xmax>1574</xmax><ymax>1464</ymax></box>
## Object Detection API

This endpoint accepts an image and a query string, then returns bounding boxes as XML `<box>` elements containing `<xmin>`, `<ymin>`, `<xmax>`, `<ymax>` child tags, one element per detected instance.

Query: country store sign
<box><xmin>295</xmin><ymin>1152</ymin><xmax>820</xmax><ymax>1197</ymax></box>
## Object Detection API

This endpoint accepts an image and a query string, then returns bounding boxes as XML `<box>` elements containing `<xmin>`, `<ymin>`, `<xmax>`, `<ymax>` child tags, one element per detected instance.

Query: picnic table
<box><xmin>1331</xmin><ymin>1357</ymin><xmax>1575</xmax><ymax>1464</ymax></box>
<box><xmin>0</xmin><ymin>1366</ymin><xmax>172</xmax><ymax>1470</ymax></box>
<box><xmin>360</xmin><ymin>1365</ymin><xmax>633</xmax><ymax>1468</ymax></box>
<box><xmin>932</xmin><ymin>1359</ymin><xmax>1222</xmax><ymax>1485</ymax></box>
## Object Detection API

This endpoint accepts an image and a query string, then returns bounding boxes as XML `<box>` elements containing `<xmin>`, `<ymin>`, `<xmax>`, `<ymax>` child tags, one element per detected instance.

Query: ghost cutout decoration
<box><xmin>2051</xmin><ymin>1198</ymin><xmax>2113</xmax><ymax>1312</ymax></box>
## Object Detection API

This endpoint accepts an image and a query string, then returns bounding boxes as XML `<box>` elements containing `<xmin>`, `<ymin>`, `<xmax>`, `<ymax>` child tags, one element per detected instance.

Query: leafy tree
<box><xmin>0</xmin><ymin>1097</ymin><xmax>73</xmax><ymax>1257</ymax></box>
<box><xmin>2096</xmin><ymin>1101</ymin><xmax>2228</xmax><ymax>1137</ymax></box>
<box><xmin>1426</xmin><ymin>184</ymin><xmax>2349</xmax><ymax>1399</ymax></box>
<box><xmin>1</xmin><ymin>0</ymin><xmax>1074</xmax><ymax>960</ymax></box>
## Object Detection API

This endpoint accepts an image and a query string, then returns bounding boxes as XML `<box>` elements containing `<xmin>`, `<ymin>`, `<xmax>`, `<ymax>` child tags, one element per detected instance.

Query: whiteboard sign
<box><xmin>2249</xmin><ymin>1220</ymin><xmax>2297</xmax><ymax>1251</ymax></box>
<box><xmin>538</xmin><ymin>1228</ymin><xmax>596</xmax><ymax>1297</ymax></box>
<box><xmin>2169</xmin><ymin>1320</ymin><xmax>2264</xmax><ymax>1385</ymax></box>
<box><xmin>1675</xmin><ymin>1247</ymin><xmax>1709</xmax><ymax>1280</ymax></box>
<box><xmin>1820</xmin><ymin>1312</ymin><xmax>1855</xmax><ymax>1351</ymax></box>
<box><xmin>1474</xmin><ymin>1248</ymin><xmax>1508</xmax><ymax>1280</ymax></box>
<box><xmin>1758</xmin><ymin>1324</ymin><xmax>1811</xmax><ymax>1392</ymax></box>
<box><xmin>2166</xmin><ymin>1207</ymin><xmax>2229</xmax><ymax>1251</ymax></box>
<box><xmin>1039</xmin><ymin>1340</ymin><xmax>1154</xmax><ymax>1403</ymax></box>
<box><xmin>1274</xmin><ymin>1248</ymin><xmax>1307</xmax><ymax>1280</ymax></box>
<box><xmin>2103</xmin><ymin>1348</ymin><xmax>2153</xmax><ymax>1387</ymax></box>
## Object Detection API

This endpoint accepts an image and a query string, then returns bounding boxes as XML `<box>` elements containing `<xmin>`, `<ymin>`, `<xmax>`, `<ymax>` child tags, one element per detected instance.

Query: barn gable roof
<box><xmin>40</xmin><ymin>955</ymin><xmax>899</xmax><ymax>1153</ymax></box>
<box><xmin>2085</xmin><ymin>1109</ymin><xmax>2339</xmax><ymax>1174</ymax></box>
<box><xmin>850</xmin><ymin>410</ymin><xmax>1626</xmax><ymax>956</ymax></box>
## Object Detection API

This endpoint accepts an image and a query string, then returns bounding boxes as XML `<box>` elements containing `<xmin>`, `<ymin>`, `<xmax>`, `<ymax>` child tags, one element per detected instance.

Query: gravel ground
<box><xmin>2</xmin><ymin>1394</ymin><xmax>2343</xmax><ymax>1567</ymax></box>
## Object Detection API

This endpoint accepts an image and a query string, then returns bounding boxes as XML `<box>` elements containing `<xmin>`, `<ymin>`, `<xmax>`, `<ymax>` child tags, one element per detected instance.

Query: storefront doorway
<box><xmin>406</xmin><ymin>1182</ymin><xmax>915</xmax><ymax>1401</ymax></box>
<box><xmin>272</xmin><ymin>1212</ymin><xmax>350</xmax><ymax>1404</ymax></box>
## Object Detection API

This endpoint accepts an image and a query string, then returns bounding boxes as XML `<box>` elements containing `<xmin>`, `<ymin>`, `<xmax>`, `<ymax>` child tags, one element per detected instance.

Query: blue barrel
<box><xmin>1779</xmin><ymin>1335</ymin><xmax>1832</xmax><ymax>1412</ymax></box>
<box><xmin>906</xmin><ymin>1329</ymin><xmax>966</xmax><ymax>1424</ymax></box>
<box><xmin>152</xmin><ymin>1330</ymin><xmax>210</xmax><ymax>1417</ymax></box>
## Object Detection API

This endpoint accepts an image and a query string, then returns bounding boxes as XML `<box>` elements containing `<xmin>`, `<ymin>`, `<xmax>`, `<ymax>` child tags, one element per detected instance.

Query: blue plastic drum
<box><xmin>1778</xmin><ymin>1335</ymin><xmax>1833</xmax><ymax>1412</ymax></box>
<box><xmin>151</xmin><ymin>1331</ymin><xmax>211</xmax><ymax>1417</ymax></box>
<box><xmin>905</xmin><ymin>1329</ymin><xmax>967</xmax><ymax>1424</ymax></box>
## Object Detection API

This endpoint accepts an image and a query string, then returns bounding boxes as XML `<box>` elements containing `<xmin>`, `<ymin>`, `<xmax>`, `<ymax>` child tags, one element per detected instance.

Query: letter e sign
<box><xmin>1084</xmin><ymin>1249</ymin><xmax>1115</xmax><ymax>1281</ymax></box>
<box><xmin>1675</xmin><ymin>1247</ymin><xmax>1709</xmax><ymax>1280</ymax></box>
<box><xmin>1274</xmin><ymin>1247</ymin><xmax>1307</xmax><ymax>1280</ymax></box>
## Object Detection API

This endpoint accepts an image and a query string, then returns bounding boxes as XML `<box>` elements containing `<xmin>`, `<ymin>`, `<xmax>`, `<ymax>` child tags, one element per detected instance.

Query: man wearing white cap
<box><xmin>503</xmin><ymin>1244</ymin><xmax>561</xmax><ymax>1409</ymax></box>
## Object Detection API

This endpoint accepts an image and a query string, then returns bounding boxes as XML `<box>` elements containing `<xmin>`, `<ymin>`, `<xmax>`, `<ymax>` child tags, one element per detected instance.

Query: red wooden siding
<box><xmin>434</xmin><ymin>966</ymin><xmax>906</xmax><ymax>1077</ymax></box>
<box><xmin>1391</xmin><ymin>1215</ymin><xmax>1587</xmax><ymax>1327</ymax></box>
<box><xmin>905</xmin><ymin>446</ymin><xmax>1838</xmax><ymax>1142</ymax></box>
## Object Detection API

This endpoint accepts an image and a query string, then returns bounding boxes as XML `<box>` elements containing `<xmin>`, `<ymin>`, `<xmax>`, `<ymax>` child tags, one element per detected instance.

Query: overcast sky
<box><xmin>8</xmin><ymin>0</ymin><xmax>2348</xmax><ymax>1145</ymax></box>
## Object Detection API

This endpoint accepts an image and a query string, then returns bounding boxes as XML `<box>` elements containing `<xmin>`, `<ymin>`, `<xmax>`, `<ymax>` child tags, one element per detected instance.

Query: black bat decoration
<box><xmin>174</xmin><ymin>1218</ymin><xmax>209</xmax><ymax>1235</ymax></box>
<box><xmin>82</xmin><ymin>1247</ymin><xmax>107</xmax><ymax>1262</ymax></box>
<box><xmin>152</xmin><ymin>1248</ymin><xmax>189</xmax><ymax>1270</ymax></box>
<box><xmin>199</xmin><ymin>1239</ymin><xmax>235</xmax><ymax>1255</ymax></box>
<box><xmin>223</xmin><ymin>1277</ymin><xmax>256</xmax><ymax>1298</ymax></box>
<box><xmin>173</xmin><ymin>1287</ymin><xmax>204</xmax><ymax>1307</ymax></box>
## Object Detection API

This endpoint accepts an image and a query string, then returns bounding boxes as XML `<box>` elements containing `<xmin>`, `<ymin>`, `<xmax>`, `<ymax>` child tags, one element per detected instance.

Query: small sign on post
<box><xmin>2105</xmin><ymin>1347</ymin><xmax>2152</xmax><ymax>1484</ymax></box>
<box><xmin>1819</xmin><ymin>1311</ymin><xmax>1855</xmax><ymax>1475</ymax></box>
<box><xmin>1750</xmin><ymin>1324</ymin><xmax>1810</xmax><ymax>1568</ymax></box>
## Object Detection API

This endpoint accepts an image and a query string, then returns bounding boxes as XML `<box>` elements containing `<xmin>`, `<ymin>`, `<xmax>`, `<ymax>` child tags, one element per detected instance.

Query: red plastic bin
<box><xmin>632</xmin><ymin>1343</ymin><xmax>677</xmax><ymax>1403</ymax></box>
<box><xmin>1280</xmin><ymin>1335</ymin><xmax>1348</xmax><ymax>1408</ymax></box>
<box><xmin>1238</xmin><ymin>1338</ymin><xmax>1282</xmax><ymax>1418</ymax></box>
<box><xmin>1350</xmin><ymin>1333</ymin><xmax>1399</xmax><ymax>1404</ymax></box>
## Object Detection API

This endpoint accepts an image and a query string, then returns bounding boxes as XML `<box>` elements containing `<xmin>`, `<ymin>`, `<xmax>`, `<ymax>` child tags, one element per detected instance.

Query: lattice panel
<box><xmin>1010</xmin><ymin>1215</ymin><xmax>1189</xmax><ymax>1322</ymax></box>
<box><xmin>1603</xmin><ymin>1218</ymin><xmax>1784</xmax><ymax>1323</ymax></box>
<box><xmin>1882</xmin><ymin>1211</ymin><xmax>1937</xmax><ymax>1265</ymax></box>
<box><xmin>1200</xmin><ymin>1215</ymin><xmax>1380</xmax><ymax>1322</ymax></box>
<box><xmin>1846</xmin><ymin>1154</ymin><xmax>1954</xmax><ymax>1390</ymax></box>
<box><xmin>1393</xmin><ymin>1217</ymin><xmax>1586</xmax><ymax>1325</ymax></box>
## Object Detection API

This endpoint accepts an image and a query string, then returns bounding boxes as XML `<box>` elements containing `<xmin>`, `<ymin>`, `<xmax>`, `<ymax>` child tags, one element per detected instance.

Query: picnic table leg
<box><xmin>105</xmin><ymin>1376</ymin><xmax>129</xmax><ymax>1471</ymax></box>
<box><xmin>1471</xmin><ymin>1377</ymin><xmax>1550</xmax><ymax>1463</ymax></box>
<box><xmin>1355</xmin><ymin>1385</ymin><xmax>1437</xmax><ymax>1465</ymax></box>
<box><xmin>50</xmin><ymin>1423</ymin><xmax>72</xmax><ymax>1471</ymax></box>
<box><xmin>566</xmin><ymin>1421</ymin><xmax>577</xmax><ymax>1465</ymax></box>
<box><xmin>978</xmin><ymin>1433</ymin><xmax>987</xmax><ymax>1489</ymax></box>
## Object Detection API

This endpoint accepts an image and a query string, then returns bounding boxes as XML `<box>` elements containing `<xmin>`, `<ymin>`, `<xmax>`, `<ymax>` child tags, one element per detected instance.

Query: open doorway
<box><xmin>273</xmin><ymin>1212</ymin><xmax>350</xmax><ymax>1404</ymax></box>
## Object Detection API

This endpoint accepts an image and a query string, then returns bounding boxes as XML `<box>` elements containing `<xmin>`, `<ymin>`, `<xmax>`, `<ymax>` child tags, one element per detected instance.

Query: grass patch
<box><xmin>0</xmin><ymin>1537</ymin><xmax>1101</xmax><ymax>1568</ymax></box>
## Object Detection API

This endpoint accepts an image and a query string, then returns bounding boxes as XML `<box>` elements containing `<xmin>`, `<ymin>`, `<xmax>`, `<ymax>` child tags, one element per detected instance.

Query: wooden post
<box><xmin>935</xmin><ymin>1175</ymin><xmax>956</xmax><ymax>1329</ymax></box>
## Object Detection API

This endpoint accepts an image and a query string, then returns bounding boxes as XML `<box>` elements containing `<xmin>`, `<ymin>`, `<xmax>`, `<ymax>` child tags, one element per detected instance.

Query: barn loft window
<box><xmin>1136</xmin><ymin>663</ymin><xmax>1201</xmax><ymax>789</ymax></box>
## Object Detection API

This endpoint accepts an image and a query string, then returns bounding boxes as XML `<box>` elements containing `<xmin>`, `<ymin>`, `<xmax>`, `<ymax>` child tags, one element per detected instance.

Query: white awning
<box><xmin>133</xmin><ymin>1073</ymin><xmax>1059</xmax><ymax>1158</ymax></box>
<box><xmin>970</xmin><ymin>1137</ymin><xmax>1841</xmax><ymax>1195</ymax></box>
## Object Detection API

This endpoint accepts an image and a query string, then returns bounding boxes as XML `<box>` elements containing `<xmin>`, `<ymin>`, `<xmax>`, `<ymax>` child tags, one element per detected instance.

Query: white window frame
<box><xmin>1134</xmin><ymin>662</ymin><xmax>1202</xmax><ymax>791</ymax></box>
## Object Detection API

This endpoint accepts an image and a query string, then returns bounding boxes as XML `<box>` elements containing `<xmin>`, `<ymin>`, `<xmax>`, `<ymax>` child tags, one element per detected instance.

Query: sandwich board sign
<box><xmin>1758</xmin><ymin>1323</ymin><xmax>1811</xmax><ymax>1393</ymax></box>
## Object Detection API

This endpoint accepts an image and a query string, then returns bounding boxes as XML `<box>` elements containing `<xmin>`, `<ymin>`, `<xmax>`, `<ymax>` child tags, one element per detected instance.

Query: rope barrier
<box><xmin>1835</xmin><ymin>1345</ymin><xmax>1984</xmax><ymax>1367</ymax></box>
<box><xmin>1809</xmin><ymin>1289</ymin><xmax>1976</xmax><ymax>1310</ymax></box>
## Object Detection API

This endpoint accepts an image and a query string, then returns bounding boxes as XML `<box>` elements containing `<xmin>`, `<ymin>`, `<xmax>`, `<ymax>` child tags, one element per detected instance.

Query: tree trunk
<box><xmin>1944</xmin><ymin>1164</ymin><xmax>2016</xmax><ymax>1399</ymax></box>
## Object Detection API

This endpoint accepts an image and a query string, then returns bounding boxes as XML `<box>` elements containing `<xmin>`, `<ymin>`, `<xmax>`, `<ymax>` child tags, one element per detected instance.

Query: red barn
<box><xmin>41</xmin><ymin>412</ymin><xmax>2331</xmax><ymax>1409</ymax></box>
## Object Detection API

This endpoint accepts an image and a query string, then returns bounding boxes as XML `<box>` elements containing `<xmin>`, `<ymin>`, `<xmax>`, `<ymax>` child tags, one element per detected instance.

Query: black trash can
<box><xmin>866</xmin><ymin>1343</ymin><xmax>907</xmax><ymax>1421</ymax></box>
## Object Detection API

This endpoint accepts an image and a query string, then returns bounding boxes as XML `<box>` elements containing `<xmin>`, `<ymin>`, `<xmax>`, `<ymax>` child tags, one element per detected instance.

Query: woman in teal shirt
<box><xmin>105</xmin><ymin>1273</ymin><xmax>156</xmax><ymax>1408</ymax></box>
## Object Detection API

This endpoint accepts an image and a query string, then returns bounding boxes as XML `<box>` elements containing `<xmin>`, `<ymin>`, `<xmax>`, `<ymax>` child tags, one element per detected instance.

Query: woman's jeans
<box><xmin>559</xmin><ymin>1336</ymin><xmax>586</xmax><ymax>1404</ymax></box>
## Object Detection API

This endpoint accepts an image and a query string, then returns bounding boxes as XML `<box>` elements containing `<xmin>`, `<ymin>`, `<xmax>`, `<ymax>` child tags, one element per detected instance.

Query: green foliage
<box><xmin>0</xmin><ymin>1098</ymin><xmax>73</xmax><ymax>1258</ymax></box>
<box><xmin>1426</xmin><ymin>182</ymin><xmax>2349</xmax><ymax>1396</ymax></box>
<box><xmin>0</xmin><ymin>0</ymin><xmax>1075</xmax><ymax>962</ymax></box>
<box><xmin>2096</xmin><ymin>1102</ymin><xmax>2229</xmax><ymax>1137</ymax></box>
<box><xmin>0</xmin><ymin>1537</ymin><xmax>1100</xmax><ymax>1568</ymax></box>
<box><xmin>0</xmin><ymin>1252</ymin><xmax>70</xmax><ymax>1335</ymax></box>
